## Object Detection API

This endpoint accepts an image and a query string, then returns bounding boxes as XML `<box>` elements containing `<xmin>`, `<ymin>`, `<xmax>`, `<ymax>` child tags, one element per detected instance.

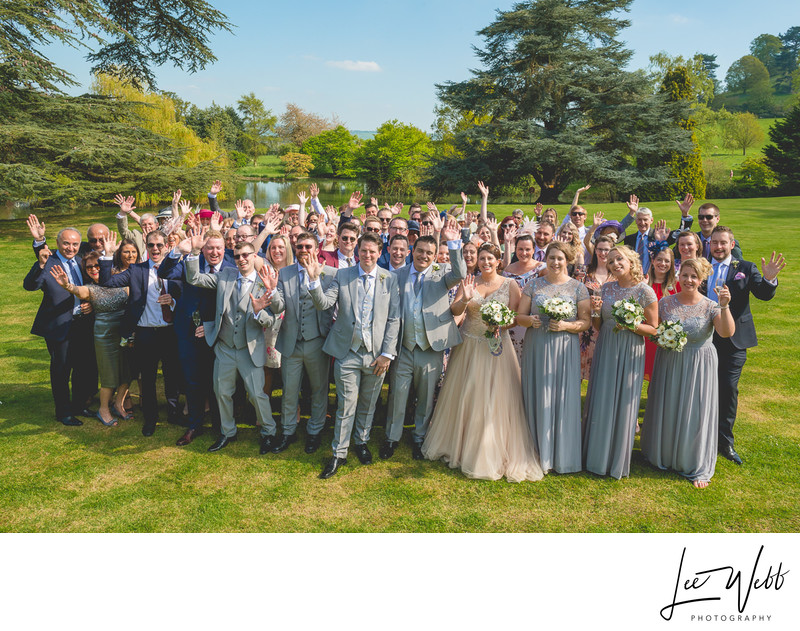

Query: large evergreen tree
<box><xmin>763</xmin><ymin>102</ymin><xmax>800</xmax><ymax>193</ymax></box>
<box><xmin>425</xmin><ymin>0</ymin><xmax>690</xmax><ymax>203</ymax></box>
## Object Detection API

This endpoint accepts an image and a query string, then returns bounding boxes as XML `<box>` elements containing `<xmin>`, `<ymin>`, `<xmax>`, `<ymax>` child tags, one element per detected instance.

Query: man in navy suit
<box><xmin>159</xmin><ymin>229</ymin><xmax>235</xmax><ymax>446</ymax></box>
<box><xmin>377</xmin><ymin>217</ymin><xmax>412</xmax><ymax>270</ymax></box>
<box><xmin>101</xmin><ymin>230</ymin><xmax>182</xmax><ymax>436</ymax></box>
<box><xmin>705</xmin><ymin>226</ymin><xmax>785</xmax><ymax>465</ymax></box>
<box><xmin>24</xmin><ymin>228</ymin><xmax>97</xmax><ymax>426</ymax></box>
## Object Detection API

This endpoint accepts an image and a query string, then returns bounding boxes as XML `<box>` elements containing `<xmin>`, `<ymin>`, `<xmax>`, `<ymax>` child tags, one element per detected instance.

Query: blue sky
<box><xmin>49</xmin><ymin>0</ymin><xmax>800</xmax><ymax>131</ymax></box>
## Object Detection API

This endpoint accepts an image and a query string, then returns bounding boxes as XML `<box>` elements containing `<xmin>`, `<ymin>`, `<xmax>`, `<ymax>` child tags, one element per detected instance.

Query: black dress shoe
<box><xmin>412</xmin><ymin>442</ymin><xmax>424</xmax><ymax>460</ymax></box>
<box><xmin>58</xmin><ymin>416</ymin><xmax>83</xmax><ymax>426</ymax></box>
<box><xmin>259</xmin><ymin>434</ymin><xmax>278</xmax><ymax>455</ymax></box>
<box><xmin>208</xmin><ymin>434</ymin><xmax>237</xmax><ymax>452</ymax></box>
<box><xmin>76</xmin><ymin>408</ymin><xmax>96</xmax><ymax>418</ymax></box>
<box><xmin>142</xmin><ymin>421</ymin><xmax>156</xmax><ymax>437</ymax></box>
<box><xmin>352</xmin><ymin>443</ymin><xmax>373</xmax><ymax>465</ymax></box>
<box><xmin>319</xmin><ymin>456</ymin><xmax>347</xmax><ymax>479</ymax></box>
<box><xmin>176</xmin><ymin>428</ymin><xmax>200</xmax><ymax>446</ymax></box>
<box><xmin>305</xmin><ymin>433</ymin><xmax>323</xmax><ymax>454</ymax></box>
<box><xmin>271</xmin><ymin>433</ymin><xmax>297</xmax><ymax>453</ymax></box>
<box><xmin>379</xmin><ymin>440</ymin><xmax>398</xmax><ymax>460</ymax></box>
<box><xmin>719</xmin><ymin>445</ymin><xmax>743</xmax><ymax>465</ymax></box>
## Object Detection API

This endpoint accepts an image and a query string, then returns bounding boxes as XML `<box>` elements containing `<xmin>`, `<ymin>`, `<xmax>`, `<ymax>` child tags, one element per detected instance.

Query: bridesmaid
<box><xmin>262</xmin><ymin>234</ymin><xmax>291</xmax><ymax>394</ymax></box>
<box><xmin>583</xmin><ymin>245</ymin><xmax>658</xmax><ymax>479</ymax></box>
<box><xmin>674</xmin><ymin>231</ymin><xmax>702</xmax><ymax>271</ymax></box>
<box><xmin>644</xmin><ymin>244</ymin><xmax>679</xmax><ymax>382</ymax></box>
<box><xmin>503</xmin><ymin>233</ymin><xmax>542</xmax><ymax>362</ymax></box>
<box><xmin>641</xmin><ymin>258</ymin><xmax>735</xmax><ymax>488</ymax></box>
<box><xmin>517</xmin><ymin>242</ymin><xmax>591</xmax><ymax>474</ymax></box>
<box><xmin>580</xmin><ymin>235</ymin><xmax>615</xmax><ymax>381</ymax></box>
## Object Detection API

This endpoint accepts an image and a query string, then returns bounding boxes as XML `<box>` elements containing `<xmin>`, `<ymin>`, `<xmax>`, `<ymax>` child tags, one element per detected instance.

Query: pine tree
<box><xmin>763</xmin><ymin>102</ymin><xmax>800</xmax><ymax>193</ymax></box>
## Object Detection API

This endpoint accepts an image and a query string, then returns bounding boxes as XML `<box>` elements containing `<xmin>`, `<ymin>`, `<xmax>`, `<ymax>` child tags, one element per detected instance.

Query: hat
<box><xmin>285</xmin><ymin>204</ymin><xmax>300</xmax><ymax>212</ymax></box>
<box><xmin>595</xmin><ymin>220</ymin><xmax>623</xmax><ymax>235</ymax></box>
<box><xmin>198</xmin><ymin>209</ymin><xmax>213</xmax><ymax>219</ymax></box>
<box><xmin>407</xmin><ymin>220</ymin><xmax>420</xmax><ymax>233</ymax></box>
<box><xmin>156</xmin><ymin>208</ymin><xmax>173</xmax><ymax>220</ymax></box>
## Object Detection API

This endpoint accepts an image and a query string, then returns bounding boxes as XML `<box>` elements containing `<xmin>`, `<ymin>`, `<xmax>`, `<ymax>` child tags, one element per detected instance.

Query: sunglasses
<box><xmin>571</xmin><ymin>212</ymin><xmax>586</xmax><ymax>217</ymax></box>
<box><xmin>88</xmin><ymin>237</ymin><xmax>104</xmax><ymax>243</ymax></box>
<box><xmin>698</xmin><ymin>214</ymin><xmax>716</xmax><ymax>220</ymax></box>
<box><xmin>85</xmin><ymin>264</ymin><xmax>100</xmax><ymax>270</ymax></box>
<box><xmin>233</xmin><ymin>252</ymin><xmax>253</xmax><ymax>260</ymax></box>
<box><xmin>146</xmin><ymin>242</ymin><xmax>164</xmax><ymax>248</ymax></box>
<box><xmin>421</xmin><ymin>221</ymin><xmax>434</xmax><ymax>227</ymax></box>
<box><xmin>340</xmin><ymin>235</ymin><xmax>357</xmax><ymax>242</ymax></box>
<box><xmin>379</xmin><ymin>217</ymin><xmax>391</xmax><ymax>223</ymax></box>
<box><xmin>365</xmin><ymin>227</ymin><xmax>381</xmax><ymax>232</ymax></box>
<box><xmin>295</xmin><ymin>244</ymin><xmax>315</xmax><ymax>250</ymax></box>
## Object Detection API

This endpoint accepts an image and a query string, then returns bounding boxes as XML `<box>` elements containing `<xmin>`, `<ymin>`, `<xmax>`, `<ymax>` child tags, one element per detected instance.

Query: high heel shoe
<box><xmin>96</xmin><ymin>411</ymin><xmax>119</xmax><ymax>427</ymax></box>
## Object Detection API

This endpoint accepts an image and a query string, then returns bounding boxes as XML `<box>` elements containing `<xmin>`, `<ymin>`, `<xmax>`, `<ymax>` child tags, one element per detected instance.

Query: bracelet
<box><xmin>591</xmin><ymin>312</ymin><xmax>601</xmax><ymax>318</ymax></box>
<box><xmin>720</xmin><ymin>305</ymin><xmax>729</xmax><ymax>310</ymax></box>
<box><xmin>66</xmin><ymin>283</ymin><xmax>74</xmax><ymax>292</ymax></box>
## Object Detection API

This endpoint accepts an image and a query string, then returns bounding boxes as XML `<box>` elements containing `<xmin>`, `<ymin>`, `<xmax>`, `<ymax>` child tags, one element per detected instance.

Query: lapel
<box><xmin>346</xmin><ymin>265</ymin><xmax>358</xmax><ymax>310</ymax></box>
<box><xmin>290</xmin><ymin>265</ymin><xmax>303</xmax><ymax>312</ymax></box>
<box><xmin>725</xmin><ymin>259</ymin><xmax>740</xmax><ymax>283</ymax></box>
<box><xmin>222</xmin><ymin>269</ymin><xmax>237</xmax><ymax>314</ymax></box>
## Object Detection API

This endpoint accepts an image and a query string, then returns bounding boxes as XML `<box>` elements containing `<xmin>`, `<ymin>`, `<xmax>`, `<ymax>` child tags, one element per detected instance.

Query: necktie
<box><xmin>67</xmin><ymin>259</ymin><xmax>82</xmax><ymax>286</ymax></box>
<box><xmin>535</xmin><ymin>250</ymin><xmax>544</xmax><ymax>262</ymax></box>
<box><xmin>239</xmin><ymin>277</ymin><xmax>250</xmax><ymax>297</ymax></box>
<box><xmin>155</xmin><ymin>265</ymin><xmax>173</xmax><ymax>323</ymax></box>
<box><xmin>413</xmin><ymin>271</ymin><xmax>423</xmax><ymax>296</ymax></box>
<box><xmin>709</xmin><ymin>262</ymin><xmax>720</xmax><ymax>303</ymax></box>
<box><xmin>637</xmin><ymin>233</ymin><xmax>646</xmax><ymax>259</ymax></box>
<box><xmin>346</xmin><ymin>257</ymin><xmax>353</xmax><ymax>267</ymax></box>
<box><xmin>702</xmin><ymin>237</ymin><xmax>711</xmax><ymax>260</ymax></box>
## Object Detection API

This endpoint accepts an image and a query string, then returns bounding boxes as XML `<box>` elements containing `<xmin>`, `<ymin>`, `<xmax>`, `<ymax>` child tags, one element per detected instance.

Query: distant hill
<box><xmin>350</xmin><ymin>130</ymin><xmax>375</xmax><ymax>140</ymax></box>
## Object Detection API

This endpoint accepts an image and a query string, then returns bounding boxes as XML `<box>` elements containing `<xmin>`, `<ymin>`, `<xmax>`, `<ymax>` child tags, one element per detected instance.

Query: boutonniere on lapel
<box><xmin>379</xmin><ymin>272</ymin><xmax>388</xmax><ymax>283</ymax></box>
<box><xmin>731</xmin><ymin>260</ymin><xmax>740</xmax><ymax>270</ymax></box>
<box><xmin>320</xmin><ymin>270</ymin><xmax>326</xmax><ymax>279</ymax></box>
<box><xmin>431</xmin><ymin>263</ymin><xmax>441</xmax><ymax>272</ymax></box>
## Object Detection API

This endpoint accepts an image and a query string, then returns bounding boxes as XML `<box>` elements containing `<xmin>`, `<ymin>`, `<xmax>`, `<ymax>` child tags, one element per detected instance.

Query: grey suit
<box><xmin>309</xmin><ymin>265</ymin><xmax>401</xmax><ymax>458</ymax></box>
<box><xmin>385</xmin><ymin>246</ymin><xmax>466</xmax><ymax>444</ymax></box>
<box><xmin>185</xmin><ymin>256</ymin><xmax>276</xmax><ymax>439</ymax></box>
<box><xmin>269</xmin><ymin>263</ymin><xmax>337</xmax><ymax>437</ymax></box>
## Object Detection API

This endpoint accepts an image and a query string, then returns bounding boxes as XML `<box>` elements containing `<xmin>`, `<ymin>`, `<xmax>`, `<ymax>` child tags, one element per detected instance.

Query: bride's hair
<box><xmin>477</xmin><ymin>242</ymin><xmax>502</xmax><ymax>260</ymax></box>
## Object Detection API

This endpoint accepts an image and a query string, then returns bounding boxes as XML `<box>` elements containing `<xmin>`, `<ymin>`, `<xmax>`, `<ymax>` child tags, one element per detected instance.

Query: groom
<box><xmin>381</xmin><ymin>218</ymin><xmax>466</xmax><ymax>460</ymax></box>
<box><xmin>303</xmin><ymin>231</ymin><xmax>401</xmax><ymax>479</ymax></box>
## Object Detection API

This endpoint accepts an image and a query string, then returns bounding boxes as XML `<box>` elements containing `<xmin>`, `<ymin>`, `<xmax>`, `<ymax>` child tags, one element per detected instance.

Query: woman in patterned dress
<box><xmin>579</xmin><ymin>235</ymin><xmax>615</xmax><ymax>381</ymax></box>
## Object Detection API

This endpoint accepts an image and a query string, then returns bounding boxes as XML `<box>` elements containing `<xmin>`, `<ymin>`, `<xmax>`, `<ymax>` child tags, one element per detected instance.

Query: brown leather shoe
<box><xmin>176</xmin><ymin>428</ymin><xmax>200</xmax><ymax>446</ymax></box>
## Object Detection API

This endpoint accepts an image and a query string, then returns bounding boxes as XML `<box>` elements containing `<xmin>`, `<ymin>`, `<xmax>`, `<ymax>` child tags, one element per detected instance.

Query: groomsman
<box><xmin>381</xmin><ymin>219</ymin><xmax>466</xmax><ymax>460</ymax></box>
<box><xmin>24</xmin><ymin>228</ymin><xmax>96</xmax><ymax>425</ymax></box>
<box><xmin>267</xmin><ymin>232</ymin><xmax>337</xmax><ymax>454</ymax></box>
<box><xmin>185</xmin><ymin>238</ymin><xmax>279</xmax><ymax>453</ymax></box>
<box><xmin>705</xmin><ymin>226</ymin><xmax>785</xmax><ymax>465</ymax></box>
<box><xmin>303</xmin><ymin>231</ymin><xmax>401</xmax><ymax>479</ymax></box>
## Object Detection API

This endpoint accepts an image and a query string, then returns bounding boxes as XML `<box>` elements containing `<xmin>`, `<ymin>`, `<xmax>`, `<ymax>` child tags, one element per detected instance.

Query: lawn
<box><xmin>698</xmin><ymin>117</ymin><xmax>779</xmax><ymax>174</ymax></box>
<box><xmin>1</xmin><ymin>196</ymin><xmax>798</xmax><ymax>532</ymax></box>
<box><xmin>235</xmin><ymin>154</ymin><xmax>286</xmax><ymax>179</ymax></box>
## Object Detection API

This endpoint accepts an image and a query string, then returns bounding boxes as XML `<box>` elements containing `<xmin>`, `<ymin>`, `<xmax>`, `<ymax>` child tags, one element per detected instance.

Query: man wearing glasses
<box><xmin>378</xmin><ymin>217</ymin><xmax>412</xmax><ymax>270</ymax></box>
<box><xmin>674</xmin><ymin>198</ymin><xmax>743</xmax><ymax>261</ymax></box>
<box><xmin>100</xmin><ymin>230</ymin><xmax>182</xmax><ymax>436</ymax></box>
<box><xmin>320</xmin><ymin>222</ymin><xmax>360</xmax><ymax>268</ymax></box>
<box><xmin>377</xmin><ymin>208</ymin><xmax>393</xmax><ymax>246</ymax></box>
<box><xmin>30</xmin><ymin>218</ymin><xmax>110</xmax><ymax>259</ymax></box>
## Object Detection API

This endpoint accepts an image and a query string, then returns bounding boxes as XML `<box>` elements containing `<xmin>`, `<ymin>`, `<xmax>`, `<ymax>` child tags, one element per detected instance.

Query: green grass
<box><xmin>1</xmin><ymin>197</ymin><xmax>799</xmax><ymax>532</ymax></box>
<box><xmin>235</xmin><ymin>154</ymin><xmax>286</xmax><ymax>179</ymax></box>
<box><xmin>697</xmin><ymin>117</ymin><xmax>779</xmax><ymax>174</ymax></box>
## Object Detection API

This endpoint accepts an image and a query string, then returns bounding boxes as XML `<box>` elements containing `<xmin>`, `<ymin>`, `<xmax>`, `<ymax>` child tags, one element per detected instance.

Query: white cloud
<box><xmin>325</xmin><ymin>60</ymin><xmax>381</xmax><ymax>72</ymax></box>
<box><xmin>668</xmin><ymin>14</ymin><xmax>690</xmax><ymax>24</ymax></box>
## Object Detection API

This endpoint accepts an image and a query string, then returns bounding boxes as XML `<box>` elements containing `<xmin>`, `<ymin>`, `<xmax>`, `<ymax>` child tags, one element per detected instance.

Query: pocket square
<box><xmin>734</xmin><ymin>272</ymin><xmax>746</xmax><ymax>280</ymax></box>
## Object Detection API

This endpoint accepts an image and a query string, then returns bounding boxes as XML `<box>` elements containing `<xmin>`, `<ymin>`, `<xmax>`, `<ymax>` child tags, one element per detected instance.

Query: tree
<box><xmin>660</xmin><ymin>66</ymin><xmax>706</xmax><ymax>199</ymax></box>
<box><xmin>721</xmin><ymin>112</ymin><xmax>765</xmax><ymax>156</ymax></box>
<box><xmin>0</xmin><ymin>0</ymin><xmax>232</xmax><ymax>96</ymax></box>
<box><xmin>184</xmin><ymin>103</ymin><xmax>244</xmax><ymax>152</ymax></box>
<box><xmin>725</xmin><ymin>55</ymin><xmax>770</xmax><ymax>94</ymax></box>
<box><xmin>425</xmin><ymin>0</ymin><xmax>691</xmax><ymax>203</ymax></box>
<box><xmin>276</xmin><ymin>103</ymin><xmax>338</xmax><ymax>147</ymax></box>
<box><xmin>280</xmin><ymin>152</ymin><xmax>314</xmax><ymax>179</ymax></box>
<box><xmin>698</xmin><ymin>53</ymin><xmax>721</xmax><ymax>95</ymax></box>
<box><xmin>750</xmin><ymin>34</ymin><xmax>783</xmax><ymax>75</ymax></box>
<box><xmin>300</xmin><ymin>125</ymin><xmax>360</xmax><ymax>177</ymax></box>
<box><xmin>775</xmin><ymin>26</ymin><xmax>800</xmax><ymax>93</ymax></box>
<box><xmin>649</xmin><ymin>52</ymin><xmax>715</xmax><ymax>105</ymax></box>
<box><xmin>355</xmin><ymin>120</ymin><xmax>432</xmax><ymax>197</ymax></box>
<box><xmin>236</xmin><ymin>93</ymin><xmax>277</xmax><ymax>166</ymax></box>
<box><xmin>763</xmin><ymin>102</ymin><xmax>800</xmax><ymax>192</ymax></box>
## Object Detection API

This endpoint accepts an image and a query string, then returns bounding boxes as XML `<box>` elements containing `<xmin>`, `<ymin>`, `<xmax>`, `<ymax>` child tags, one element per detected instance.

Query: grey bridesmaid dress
<box><xmin>641</xmin><ymin>295</ymin><xmax>721</xmax><ymax>483</ymax></box>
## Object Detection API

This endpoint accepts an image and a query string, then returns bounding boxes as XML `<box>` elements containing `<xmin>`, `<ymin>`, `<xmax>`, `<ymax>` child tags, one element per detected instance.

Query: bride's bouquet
<box><xmin>479</xmin><ymin>299</ymin><xmax>516</xmax><ymax>355</ymax></box>
<box><xmin>610</xmin><ymin>298</ymin><xmax>644</xmax><ymax>333</ymax></box>
<box><xmin>539</xmin><ymin>297</ymin><xmax>576</xmax><ymax>325</ymax></box>
<box><xmin>651</xmin><ymin>320</ymin><xmax>688</xmax><ymax>352</ymax></box>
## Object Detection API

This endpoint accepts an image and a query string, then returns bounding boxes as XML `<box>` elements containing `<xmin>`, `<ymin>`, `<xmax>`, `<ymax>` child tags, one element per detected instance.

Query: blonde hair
<box><xmin>607</xmin><ymin>244</ymin><xmax>645</xmax><ymax>284</ymax></box>
<box><xmin>545</xmin><ymin>240</ymin><xmax>576</xmax><ymax>264</ymax></box>
<box><xmin>267</xmin><ymin>234</ymin><xmax>294</xmax><ymax>266</ymax></box>
<box><xmin>678</xmin><ymin>257</ymin><xmax>712</xmax><ymax>282</ymax></box>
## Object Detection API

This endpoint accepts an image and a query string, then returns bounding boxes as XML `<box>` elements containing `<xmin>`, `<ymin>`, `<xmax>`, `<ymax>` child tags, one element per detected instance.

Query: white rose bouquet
<box><xmin>539</xmin><ymin>297</ymin><xmax>576</xmax><ymax>324</ymax></box>
<box><xmin>610</xmin><ymin>298</ymin><xmax>644</xmax><ymax>333</ymax></box>
<box><xmin>651</xmin><ymin>320</ymin><xmax>688</xmax><ymax>352</ymax></box>
<box><xmin>479</xmin><ymin>299</ymin><xmax>516</xmax><ymax>355</ymax></box>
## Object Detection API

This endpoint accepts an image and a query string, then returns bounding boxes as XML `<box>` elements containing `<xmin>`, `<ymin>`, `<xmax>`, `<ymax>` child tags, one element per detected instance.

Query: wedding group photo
<box><xmin>2</xmin><ymin>0</ymin><xmax>799</xmax><ymax>540</ymax></box>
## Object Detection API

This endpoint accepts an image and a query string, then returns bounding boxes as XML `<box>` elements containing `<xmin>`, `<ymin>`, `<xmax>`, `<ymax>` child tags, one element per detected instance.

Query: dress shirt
<box><xmin>139</xmin><ymin>260</ymin><xmax>172</xmax><ymax>327</ymax></box>
<box><xmin>55</xmin><ymin>251</ymin><xmax>83</xmax><ymax>315</ymax></box>
<box><xmin>338</xmin><ymin>251</ymin><xmax>356</xmax><ymax>268</ymax></box>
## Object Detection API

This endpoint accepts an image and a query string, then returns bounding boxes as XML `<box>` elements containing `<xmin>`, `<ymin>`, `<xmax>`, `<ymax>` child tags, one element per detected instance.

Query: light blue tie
<box><xmin>709</xmin><ymin>262</ymin><xmax>720</xmax><ymax>303</ymax></box>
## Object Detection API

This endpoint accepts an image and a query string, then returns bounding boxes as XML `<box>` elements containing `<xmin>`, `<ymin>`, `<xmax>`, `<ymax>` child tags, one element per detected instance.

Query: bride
<box><xmin>422</xmin><ymin>243</ymin><xmax>543</xmax><ymax>482</ymax></box>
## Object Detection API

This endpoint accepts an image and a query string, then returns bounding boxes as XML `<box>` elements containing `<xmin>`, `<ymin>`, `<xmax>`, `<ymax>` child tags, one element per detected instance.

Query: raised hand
<box><xmin>534</xmin><ymin>202</ymin><xmax>544</xmax><ymax>218</ymax></box>
<box><xmin>477</xmin><ymin>180</ymin><xmax>489</xmax><ymax>199</ymax></box>
<box><xmin>426</xmin><ymin>201</ymin><xmax>438</xmax><ymax>214</ymax></box>
<box><xmin>504</xmin><ymin>225</ymin><xmax>518</xmax><ymax>245</ymax></box>
<box><xmin>262</xmin><ymin>213</ymin><xmax>281</xmax><ymax>235</ymax></box>
<box><xmin>430</xmin><ymin>211</ymin><xmax>443</xmax><ymax>233</ymax></box>
<box><xmin>676</xmin><ymin>193</ymin><xmax>694</xmax><ymax>216</ymax></box>
<box><xmin>102</xmin><ymin>232</ymin><xmax>119</xmax><ymax>255</ymax></box>
<box><xmin>38</xmin><ymin>244</ymin><xmax>51</xmax><ymax>268</ymax></box>
<box><xmin>486</xmin><ymin>217</ymin><xmax>498</xmax><ymax>233</ymax></box>
<box><xmin>27</xmin><ymin>214</ymin><xmax>46</xmax><ymax>241</ymax></box>
<box><xmin>391</xmin><ymin>201</ymin><xmax>403</xmax><ymax>215</ymax></box>
<box><xmin>626</xmin><ymin>194</ymin><xmax>639</xmax><ymax>215</ymax></box>
<box><xmin>420</xmin><ymin>223</ymin><xmax>433</xmax><ymax>237</ymax></box>
<box><xmin>269</xmin><ymin>202</ymin><xmax>281</xmax><ymax>214</ymax></box>
<box><xmin>653</xmin><ymin>219</ymin><xmax>668</xmax><ymax>241</ymax></box>
<box><xmin>256</xmin><ymin>263</ymin><xmax>278</xmax><ymax>295</ymax></box>
<box><xmin>234</xmin><ymin>199</ymin><xmax>246</xmax><ymax>221</ymax></box>
<box><xmin>348</xmin><ymin>191</ymin><xmax>364</xmax><ymax>212</ymax></box>
<box><xmin>717</xmin><ymin>285</ymin><xmax>731</xmax><ymax>308</ymax></box>
<box><xmin>49</xmin><ymin>264</ymin><xmax>70</xmax><ymax>288</ymax></box>
<box><xmin>309</xmin><ymin>182</ymin><xmax>319</xmax><ymax>198</ymax></box>
<box><xmin>114</xmin><ymin>194</ymin><xmax>136</xmax><ymax>214</ymax></box>
<box><xmin>210</xmin><ymin>179</ymin><xmax>222</xmax><ymax>196</ymax></box>
<box><xmin>184</xmin><ymin>212</ymin><xmax>199</xmax><ymax>231</ymax></box>
<box><xmin>187</xmin><ymin>227</ymin><xmax>205</xmax><ymax>254</ymax></box>
<box><xmin>593</xmin><ymin>211</ymin><xmax>605</xmax><ymax>227</ymax></box>
<box><xmin>210</xmin><ymin>211</ymin><xmax>223</xmax><ymax>232</ymax></box>
<box><xmin>577</xmin><ymin>184</ymin><xmax>591</xmax><ymax>194</ymax></box>
<box><xmin>300</xmin><ymin>256</ymin><xmax>322</xmax><ymax>281</ymax></box>
<box><xmin>370</xmin><ymin>196</ymin><xmax>378</xmax><ymax>208</ymax></box>
<box><xmin>460</xmin><ymin>274</ymin><xmax>477</xmax><ymax>302</ymax></box>
<box><xmin>460</xmin><ymin>191</ymin><xmax>468</xmax><ymax>205</ymax></box>
<box><xmin>441</xmin><ymin>217</ymin><xmax>461</xmax><ymax>242</ymax></box>
<box><xmin>172</xmin><ymin>189</ymin><xmax>182</xmax><ymax>208</ymax></box>
<box><xmin>761</xmin><ymin>251</ymin><xmax>786</xmax><ymax>281</ymax></box>
<box><xmin>298</xmin><ymin>191</ymin><xmax>308</xmax><ymax>205</ymax></box>
<box><xmin>279</xmin><ymin>224</ymin><xmax>290</xmax><ymax>237</ymax></box>
<box><xmin>178</xmin><ymin>199</ymin><xmax>193</xmax><ymax>216</ymax></box>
